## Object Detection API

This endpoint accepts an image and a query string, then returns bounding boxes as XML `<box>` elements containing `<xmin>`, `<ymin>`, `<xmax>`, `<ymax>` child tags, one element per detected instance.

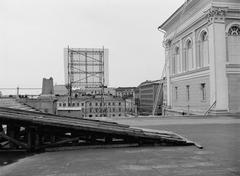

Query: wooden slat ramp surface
<box><xmin>0</xmin><ymin>98</ymin><xmax>40</xmax><ymax>112</ymax></box>
<box><xmin>0</xmin><ymin>107</ymin><xmax>202</xmax><ymax>152</ymax></box>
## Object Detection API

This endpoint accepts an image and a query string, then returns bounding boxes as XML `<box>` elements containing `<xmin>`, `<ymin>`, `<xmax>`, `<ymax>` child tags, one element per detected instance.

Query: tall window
<box><xmin>183</xmin><ymin>40</ymin><xmax>192</xmax><ymax>71</ymax></box>
<box><xmin>186</xmin><ymin>85</ymin><xmax>190</xmax><ymax>101</ymax></box>
<box><xmin>197</xmin><ymin>30</ymin><xmax>209</xmax><ymax>67</ymax></box>
<box><xmin>227</xmin><ymin>24</ymin><xmax>240</xmax><ymax>64</ymax></box>
<box><xmin>175</xmin><ymin>86</ymin><xmax>178</xmax><ymax>100</ymax></box>
<box><xmin>172</xmin><ymin>47</ymin><xmax>179</xmax><ymax>74</ymax></box>
<box><xmin>201</xmin><ymin>83</ymin><xmax>206</xmax><ymax>100</ymax></box>
<box><xmin>172</xmin><ymin>56</ymin><xmax>176</xmax><ymax>75</ymax></box>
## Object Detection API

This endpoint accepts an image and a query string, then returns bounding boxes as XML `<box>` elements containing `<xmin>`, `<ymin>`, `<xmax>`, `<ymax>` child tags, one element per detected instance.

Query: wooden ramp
<box><xmin>0</xmin><ymin>107</ymin><xmax>202</xmax><ymax>152</ymax></box>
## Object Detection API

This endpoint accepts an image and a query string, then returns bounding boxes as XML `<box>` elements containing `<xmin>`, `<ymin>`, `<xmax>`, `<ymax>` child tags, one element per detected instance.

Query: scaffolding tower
<box><xmin>64</xmin><ymin>47</ymin><xmax>109</xmax><ymax>116</ymax></box>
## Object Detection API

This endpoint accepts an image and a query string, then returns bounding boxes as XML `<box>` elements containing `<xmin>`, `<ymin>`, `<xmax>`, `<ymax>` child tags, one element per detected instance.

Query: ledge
<box><xmin>171</xmin><ymin>66</ymin><xmax>209</xmax><ymax>79</ymax></box>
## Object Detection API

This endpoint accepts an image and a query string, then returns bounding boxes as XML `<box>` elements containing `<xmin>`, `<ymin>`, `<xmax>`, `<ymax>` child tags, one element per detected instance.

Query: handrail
<box><xmin>204</xmin><ymin>100</ymin><xmax>216</xmax><ymax>117</ymax></box>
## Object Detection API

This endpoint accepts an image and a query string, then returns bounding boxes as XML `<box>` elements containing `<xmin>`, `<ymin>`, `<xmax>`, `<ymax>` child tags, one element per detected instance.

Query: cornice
<box><xmin>212</xmin><ymin>2</ymin><xmax>240</xmax><ymax>9</ymax></box>
<box><xmin>226</xmin><ymin>64</ymin><xmax>240</xmax><ymax>74</ymax></box>
<box><xmin>165</xmin><ymin>4</ymin><xmax>211</xmax><ymax>41</ymax></box>
<box><xmin>163</xmin><ymin>2</ymin><xmax>240</xmax><ymax>42</ymax></box>
<box><xmin>170</xmin><ymin>67</ymin><xmax>210</xmax><ymax>82</ymax></box>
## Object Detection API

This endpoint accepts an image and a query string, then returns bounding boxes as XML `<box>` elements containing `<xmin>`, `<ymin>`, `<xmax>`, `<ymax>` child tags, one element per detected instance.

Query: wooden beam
<box><xmin>7</xmin><ymin>124</ymin><xmax>20</xmax><ymax>149</ymax></box>
<box><xmin>0</xmin><ymin>124</ymin><xmax>3</xmax><ymax>132</ymax></box>
<box><xmin>40</xmin><ymin>137</ymin><xmax>79</xmax><ymax>149</ymax></box>
<box><xmin>0</xmin><ymin>132</ymin><xmax>29</xmax><ymax>149</ymax></box>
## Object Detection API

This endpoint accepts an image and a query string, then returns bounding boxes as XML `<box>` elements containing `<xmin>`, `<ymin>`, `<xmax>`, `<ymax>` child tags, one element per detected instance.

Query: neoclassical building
<box><xmin>158</xmin><ymin>0</ymin><xmax>240</xmax><ymax>115</ymax></box>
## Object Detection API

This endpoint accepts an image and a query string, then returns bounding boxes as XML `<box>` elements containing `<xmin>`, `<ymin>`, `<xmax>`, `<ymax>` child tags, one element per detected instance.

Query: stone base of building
<box><xmin>163</xmin><ymin>107</ymin><xmax>206</xmax><ymax>116</ymax></box>
<box><xmin>163</xmin><ymin>107</ymin><xmax>239</xmax><ymax>117</ymax></box>
<box><xmin>208</xmin><ymin>109</ymin><xmax>230</xmax><ymax>115</ymax></box>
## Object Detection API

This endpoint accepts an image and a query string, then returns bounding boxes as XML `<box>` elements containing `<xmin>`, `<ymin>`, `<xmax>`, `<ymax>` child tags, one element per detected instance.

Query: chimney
<box><xmin>42</xmin><ymin>77</ymin><xmax>54</xmax><ymax>95</ymax></box>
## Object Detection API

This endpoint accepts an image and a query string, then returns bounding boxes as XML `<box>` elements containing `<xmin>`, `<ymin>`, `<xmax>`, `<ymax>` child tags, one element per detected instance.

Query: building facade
<box><xmin>135</xmin><ymin>80</ymin><xmax>164</xmax><ymax>116</ymax></box>
<box><xmin>159</xmin><ymin>0</ymin><xmax>240</xmax><ymax>114</ymax></box>
<box><xmin>115</xmin><ymin>87</ymin><xmax>136</xmax><ymax>99</ymax></box>
<box><xmin>57</xmin><ymin>95</ymin><xmax>126</xmax><ymax>118</ymax></box>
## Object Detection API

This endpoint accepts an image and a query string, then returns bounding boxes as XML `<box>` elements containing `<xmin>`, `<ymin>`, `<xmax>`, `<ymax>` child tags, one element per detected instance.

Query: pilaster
<box><xmin>207</xmin><ymin>7</ymin><xmax>229</xmax><ymax>112</ymax></box>
<box><xmin>179</xmin><ymin>39</ymin><xmax>183</xmax><ymax>73</ymax></box>
<box><xmin>164</xmin><ymin>39</ymin><xmax>172</xmax><ymax>108</ymax></box>
<box><xmin>192</xmin><ymin>31</ymin><xmax>196</xmax><ymax>70</ymax></box>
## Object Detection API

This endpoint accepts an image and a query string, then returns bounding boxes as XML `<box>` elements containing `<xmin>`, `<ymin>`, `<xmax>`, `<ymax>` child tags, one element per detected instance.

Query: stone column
<box><xmin>207</xmin><ymin>7</ymin><xmax>229</xmax><ymax>112</ymax></box>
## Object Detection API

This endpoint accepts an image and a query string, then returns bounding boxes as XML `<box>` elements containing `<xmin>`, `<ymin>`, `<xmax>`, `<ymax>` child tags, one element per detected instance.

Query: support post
<box><xmin>7</xmin><ymin>124</ymin><xmax>20</xmax><ymax>149</ymax></box>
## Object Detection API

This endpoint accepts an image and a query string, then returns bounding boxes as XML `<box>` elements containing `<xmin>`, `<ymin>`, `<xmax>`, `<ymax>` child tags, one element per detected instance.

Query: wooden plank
<box><xmin>0</xmin><ymin>107</ymin><xmax>129</xmax><ymax>127</ymax></box>
<box><xmin>45</xmin><ymin>143</ymin><xmax>139</xmax><ymax>152</ymax></box>
<box><xmin>0</xmin><ymin>132</ymin><xmax>29</xmax><ymax>149</ymax></box>
<box><xmin>0</xmin><ymin>107</ymin><xmax>199</xmax><ymax>148</ymax></box>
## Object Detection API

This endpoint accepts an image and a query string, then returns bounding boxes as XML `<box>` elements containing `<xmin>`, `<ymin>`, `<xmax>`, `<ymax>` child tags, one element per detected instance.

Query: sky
<box><xmin>0</xmin><ymin>0</ymin><xmax>184</xmax><ymax>94</ymax></box>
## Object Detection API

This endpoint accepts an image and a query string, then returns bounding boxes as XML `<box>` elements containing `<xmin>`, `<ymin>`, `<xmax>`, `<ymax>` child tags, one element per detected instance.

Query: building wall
<box><xmin>171</xmin><ymin>75</ymin><xmax>210</xmax><ymax>114</ymax></box>
<box><xmin>125</xmin><ymin>98</ymin><xmax>136</xmax><ymax>115</ymax></box>
<box><xmin>160</xmin><ymin>0</ymin><xmax>240</xmax><ymax>114</ymax></box>
<box><xmin>85</xmin><ymin>100</ymin><xmax>125</xmax><ymax>118</ymax></box>
<box><xmin>57</xmin><ymin>96</ymin><xmax>126</xmax><ymax>118</ymax></box>
<box><xmin>138</xmin><ymin>81</ymin><xmax>163</xmax><ymax>115</ymax></box>
<box><xmin>115</xmin><ymin>87</ymin><xmax>135</xmax><ymax>99</ymax></box>
<box><xmin>57</xmin><ymin>110</ymin><xmax>83</xmax><ymax>118</ymax></box>
<box><xmin>139</xmin><ymin>84</ymin><xmax>155</xmax><ymax>115</ymax></box>
<box><xmin>228</xmin><ymin>74</ymin><xmax>240</xmax><ymax>113</ymax></box>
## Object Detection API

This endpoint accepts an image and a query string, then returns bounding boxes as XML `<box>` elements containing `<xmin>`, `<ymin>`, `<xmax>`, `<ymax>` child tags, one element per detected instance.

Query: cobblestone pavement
<box><xmin>0</xmin><ymin>117</ymin><xmax>240</xmax><ymax>176</ymax></box>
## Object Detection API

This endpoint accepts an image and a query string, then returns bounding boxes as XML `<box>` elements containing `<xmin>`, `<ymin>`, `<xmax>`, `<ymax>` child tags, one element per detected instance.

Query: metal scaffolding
<box><xmin>66</xmin><ymin>47</ymin><xmax>107</xmax><ymax>89</ymax></box>
<box><xmin>65</xmin><ymin>47</ymin><xmax>108</xmax><ymax>116</ymax></box>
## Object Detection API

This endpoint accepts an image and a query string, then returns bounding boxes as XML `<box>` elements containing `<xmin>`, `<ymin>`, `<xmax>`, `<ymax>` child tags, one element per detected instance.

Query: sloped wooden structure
<box><xmin>0</xmin><ymin>98</ymin><xmax>40</xmax><ymax>112</ymax></box>
<box><xmin>0</xmin><ymin>107</ymin><xmax>201</xmax><ymax>152</ymax></box>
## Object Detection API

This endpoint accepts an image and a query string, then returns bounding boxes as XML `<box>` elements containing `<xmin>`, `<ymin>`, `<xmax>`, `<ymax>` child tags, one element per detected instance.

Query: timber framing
<box><xmin>0</xmin><ymin>107</ymin><xmax>202</xmax><ymax>152</ymax></box>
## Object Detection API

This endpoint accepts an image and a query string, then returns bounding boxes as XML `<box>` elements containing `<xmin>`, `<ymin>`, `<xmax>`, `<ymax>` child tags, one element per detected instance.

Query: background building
<box><xmin>115</xmin><ymin>87</ymin><xmax>135</xmax><ymax>99</ymax></box>
<box><xmin>158</xmin><ymin>0</ymin><xmax>240</xmax><ymax>115</ymax></box>
<box><xmin>19</xmin><ymin>77</ymin><xmax>57</xmax><ymax>114</ymax></box>
<box><xmin>54</xmin><ymin>85</ymin><xmax>68</xmax><ymax>96</ymax></box>
<box><xmin>56</xmin><ymin>95</ymin><xmax>126</xmax><ymax>118</ymax></box>
<box><xmin>135</xmin><ymin>80</ymin><xmax>164</xmax><ymax>116</ymax></box>
<box><xmin>54</xmin><ymin>85</ymin><xmax>116</xmax><ymax>97</ymax></box>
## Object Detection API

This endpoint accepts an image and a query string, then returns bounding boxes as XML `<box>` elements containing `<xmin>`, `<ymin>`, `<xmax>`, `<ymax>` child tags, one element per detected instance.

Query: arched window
<box><xmin>172</xmin><ymin>46</ymin><xmax>179</xmax><ymax>74</ymax></box>
<box><xmin>228</xmin><ymin>25</ymin><xmax>240</xmax><ymax>36</ymax></box>
<box><xmin>197</xmin><ymin>30</ymin><xmax>209</xmax><ymax>67</ymax></box>
<box><xmin>183</xmin><ymin>39</ymin><xmax>192</xmax><ymax>72</ymax></box>
<box><xmin>227</xmin><ymin>24</ymin><xmax>240</xmax><ymax>64</ymax></box>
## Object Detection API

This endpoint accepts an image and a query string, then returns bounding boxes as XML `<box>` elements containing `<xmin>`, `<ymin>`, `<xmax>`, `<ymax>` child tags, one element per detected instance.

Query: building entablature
<box><xmin>170</xmin><ymin>67</ymin><xmax>210</xmax><ymax>82</ymax></box>
<box><xmin>226</xmin><ymin>64</ymin><xmax>240</xmax><ymax>75</ymax></box>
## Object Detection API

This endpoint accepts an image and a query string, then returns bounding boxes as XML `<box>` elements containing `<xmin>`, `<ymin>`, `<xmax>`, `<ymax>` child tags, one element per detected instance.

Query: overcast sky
<box><xmin>0</xmin><ymin>0</ymin><xmax>183</xmax><ymax>94</ymax></box>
